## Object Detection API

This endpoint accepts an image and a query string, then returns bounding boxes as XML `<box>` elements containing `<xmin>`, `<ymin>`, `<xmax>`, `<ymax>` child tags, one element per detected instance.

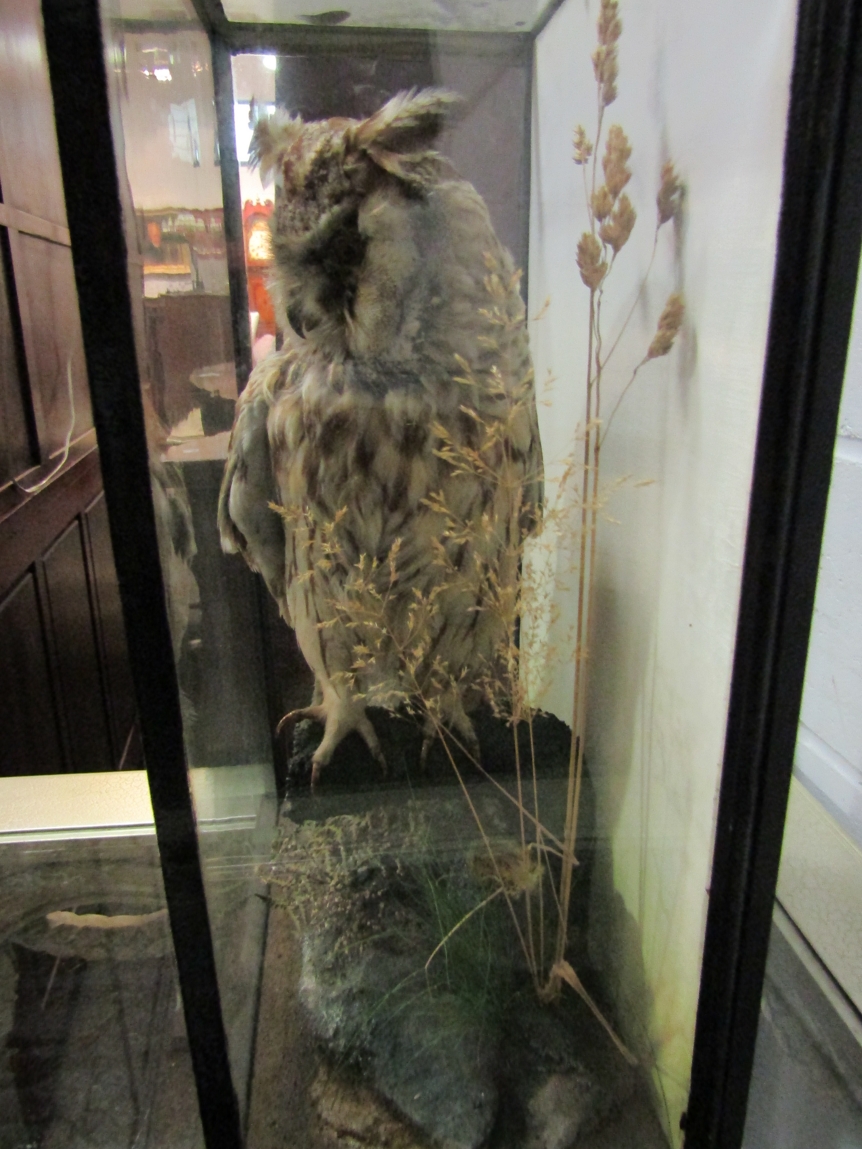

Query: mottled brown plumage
<box><xmin>219</xmin><ymin>89</ymin><xmax>542</xmax><ymax>784</ymax></box>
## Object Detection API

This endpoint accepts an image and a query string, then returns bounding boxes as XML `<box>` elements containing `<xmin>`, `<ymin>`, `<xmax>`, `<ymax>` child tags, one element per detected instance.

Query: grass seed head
<box><xmin>602</xmin><ymin>125</ymin><xmax>632</xmax><ymax>198</ymax></box>
<box><xmin>599</xmin><ymin>192</ymin><xmax>636</xmax><ymax>254</ymax></box>
<box><xmin>577</xmin><ymin>232</ymin><xmax>608</xmax><ymax>291</ymax></box>
<box><xmin>657</xmin><ymin>159</ymin><xmax>683</xmax><ymax>226</ymax></box>
<box><xmin>647</xmin><ymin>292</ymin><xmax>685</xmax><ymax>359</ymax></box>
<box><xmin>591</xmin><ymin>185</ymin><xmax>614</xmax><ymax>222</ymax></box>
<box><xmin>592</xmin><ymin>44</ymin><xmax>619</xmax><ymax>108</ymax></box>
<box><xmin>597</xmin><ymin>0</ymin><xmax>622</xmax><ymax>47</ymax></box>
<box><xmin>592</xmin><ymin>1</ymin><xmax>622</xmax><ymax>107</ymax></box>
<box><xmin>573</xmin><ymin>125</ymin><xmax>594</xmax><ymax>166</ymax></box>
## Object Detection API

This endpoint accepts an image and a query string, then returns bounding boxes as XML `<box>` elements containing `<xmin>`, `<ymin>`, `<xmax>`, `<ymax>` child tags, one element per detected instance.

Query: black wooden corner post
<box><xmin>686</xmin><ymin>0</ymin><xmax>862</xmax><ymax>1145</ymax></box>
<box><xmin>210</xmin><ymin>29</ymin><xmax>254</xmax><ymax>394</ymax></box>
<box><xmin>41</xmin><ymin>1</ymin><xmax>243</xmax><ymax>1146</ymax></box>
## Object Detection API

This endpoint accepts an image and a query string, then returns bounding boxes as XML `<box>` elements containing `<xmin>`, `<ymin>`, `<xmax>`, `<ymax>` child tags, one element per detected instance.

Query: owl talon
<box><xmin>420</xmin><ymin>732</ymin><xmax>434</xmax><ymax>769</ymax></box>
<box><xmin>310</xmin><ymin>757</ymin><xmax>324</xmax><ymax>792</ymax></box>
<box><xmin>464</xmin><ymin>732</ymin><xmax>481</xmax><ymax>765</ymax></box>
<box><xmin>276</xmin><ymin>705</ymin><xmax>327</xmax><ymax>739</ymax></box>
<box><xmin>356</xmin><ymin>714</ymin><xmax>387</xmax><ymax>776</ymax></box>
<box><xmin>419</xmin><ymin>716</ymin><xmax>481</xmax><ymax>770</ymax></box>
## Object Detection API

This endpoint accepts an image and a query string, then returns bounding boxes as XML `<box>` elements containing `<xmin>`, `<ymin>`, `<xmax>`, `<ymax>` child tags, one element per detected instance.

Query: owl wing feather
<box><xmin>218</xmin><ymin>352</ymin><xmax>292</xmax><ymax>621</ymax></box>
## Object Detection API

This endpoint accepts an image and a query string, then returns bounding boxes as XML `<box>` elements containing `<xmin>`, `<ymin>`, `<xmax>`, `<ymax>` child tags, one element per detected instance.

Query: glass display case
<box><xmin>0</xmin><ymin>771</ymin><xmax>204</xmax><ymax>1149</ymax></box>
<box><xmin>28</xmin><ymin>0</ymin><xmax>862</xmax><ymax>1145</ymax></box>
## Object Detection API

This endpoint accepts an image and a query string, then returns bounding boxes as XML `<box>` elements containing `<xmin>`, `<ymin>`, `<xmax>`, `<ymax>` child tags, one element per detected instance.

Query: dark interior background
<box><xmin>274</xmin><ymin>48</ymin><xmax>530</xmax><ymax>277</ymax></box>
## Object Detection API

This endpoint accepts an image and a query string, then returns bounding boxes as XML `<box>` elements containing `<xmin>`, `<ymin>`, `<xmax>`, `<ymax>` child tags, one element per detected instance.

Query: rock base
<box><xmin>264</xmin><ymin>729</ymin><xmax>644</xmax><ymax>1149</ymax></box>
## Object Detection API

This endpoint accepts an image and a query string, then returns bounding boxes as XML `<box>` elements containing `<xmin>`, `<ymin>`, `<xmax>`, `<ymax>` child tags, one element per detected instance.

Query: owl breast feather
<box><xmin>221</xmin><ymin>164</ymin><xmax>541</xmax><ymax>718</ymax></box>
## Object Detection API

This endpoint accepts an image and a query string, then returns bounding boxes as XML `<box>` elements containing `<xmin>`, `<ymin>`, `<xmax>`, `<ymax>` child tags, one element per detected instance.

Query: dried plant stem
<box><xmin>513</xmin><ymin>708</ymin><xmax>539</xmax><ymax>975</ymax></box>
<box><xmin>551</xmin><ymin>959</ymin><xmax>638</xmax><ymax>1065</ymax></box>
<box><xmin>433</xmin><ymin>721</ymin><xmax>567</xmax><ymax>856</ymax></box>
<box><xmin>426</xmin><ymin>712</ymin><xmax>540</xmax><ymax>989</ymax></box>
<box><xmin>592</xmin><ymin>97</ymin><xmax>605</xmax><ymax>203</ymax></box>
<box><xmin>570</xmin><ymin>309</ymin><xmax>607</xmax><ymax>895</ymax></box>
<box><xmin>600</xmin><ymin>228</ymin><xmax>659</xmax><ymax>371</ymax></box>
<box><xmin>425</xmin><ymin>886</ymin><xmax>506</xmax><ymax>975</ymax></box>
<box><xmin>535</xmin><ymin>0</ymin><xmax>685</xmax><ymax>1031</ymax></box>
<box><xmin>527</xmin><ymin>713</ymin><xmax>546</xmax><ymax>974</ymax></box>
<box><xmin>600</xmin><ymin>357</ymin><xmax>647</xmax><ymax>446</ymax></box>
<box><xmin>552</xmin><ymin>284</ymin><xmax>597</xmax><ymax>981</ymax></box>
<box><xmin>507</xmin><ymin>502</ymin><xmax>536</xmax><ymax>971</ymax></box>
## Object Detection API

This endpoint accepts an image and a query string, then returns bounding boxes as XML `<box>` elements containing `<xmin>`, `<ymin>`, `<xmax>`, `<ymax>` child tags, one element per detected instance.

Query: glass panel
<box><xmin>793</xmin><ymin>287</ymin><xmax>862</xmax><ymax>852</ymax></box>
<box><xmin>742</xmin><ymin>906</ymin><xmax>862</xmax><ymax>1149</ymax></box>
<box><xmin>99</xmin><ymin>0</ymin><xmax>278</xmax><ymax>1128</ymax></box>
<box><xmin>743</xmin><ymin>276</ymin><xmax>862</xmax><ymax>1148</ymax></box>
<box><xmin>96</xmin><ymin>0</ymin><xmax>800</xmax><ymax>1143</ymax></box>
<box><xmin>216</xmin><ymin>3</ymin><xmax>797</xmax><ymax>1146</ymax></box>
<box><xmin>0</xmin><ymin>773</ymin><xmax>204</xmax><ymax>1149</ymax></box>
<box><xmin>529</xmin><ymin>3</ymin><xmax>794</xmax><ymax>1136</ymax></box>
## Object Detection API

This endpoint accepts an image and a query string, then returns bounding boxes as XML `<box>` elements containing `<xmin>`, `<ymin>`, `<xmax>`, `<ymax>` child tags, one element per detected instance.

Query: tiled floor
<box><xmin>3</xmin><ymin>817</ymin><xmax>860</xmax><ymax>1149</ymax></box>
<box><xmin>0</xmin><ymin>835</ymin><xmax>203</xmax><ymax>1149</ymax></box>
<box><xmin>743</xmin><ymin>909</ymin><xmax>862</xmax><ymax>1149</ymax></box>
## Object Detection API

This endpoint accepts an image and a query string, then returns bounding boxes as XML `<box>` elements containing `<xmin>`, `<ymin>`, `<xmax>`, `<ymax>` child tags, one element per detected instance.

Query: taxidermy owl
<box><xmin>219</xmin><ymin>89</ymin><xmax>543</xmax><ymax>786</ymax></box>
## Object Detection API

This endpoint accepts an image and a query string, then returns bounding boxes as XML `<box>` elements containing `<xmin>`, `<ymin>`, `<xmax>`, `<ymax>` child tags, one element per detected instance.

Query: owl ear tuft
<box><xmin>353</xmin><ymin>89</ymin><xmax>459</xmax><ymax>181</ymax></box>
<box><xmin>249</xmin><ymin>109</ymin><xmax>304</xmax><ymax>182</ymax></box>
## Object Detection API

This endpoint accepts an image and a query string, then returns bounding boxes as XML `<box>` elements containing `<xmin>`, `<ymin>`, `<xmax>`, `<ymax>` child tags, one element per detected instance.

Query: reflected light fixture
<box><xmin>140</xmin><ymin>45</ymin><xmax>172</xmax><ymax>82</ymax></box>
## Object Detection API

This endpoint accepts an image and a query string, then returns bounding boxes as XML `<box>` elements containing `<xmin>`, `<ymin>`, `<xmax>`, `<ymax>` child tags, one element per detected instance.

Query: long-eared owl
<box><xmin>218</xmin><ymin>89</ymin><xmax>543</xmax><ymax>785</ymax></box>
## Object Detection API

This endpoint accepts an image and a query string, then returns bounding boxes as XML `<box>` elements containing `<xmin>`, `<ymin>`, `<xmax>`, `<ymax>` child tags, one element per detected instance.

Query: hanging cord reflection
<box><xmin>14</xmin><ymin>352</ymin><xmax>77</xmax><ymax>496</ymax></box>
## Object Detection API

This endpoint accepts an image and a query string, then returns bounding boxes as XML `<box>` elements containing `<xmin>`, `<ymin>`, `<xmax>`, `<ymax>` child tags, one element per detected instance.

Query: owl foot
<box><xmin>277</xmin><ymin>701</ymin><xmax>386</xmax><ymax>790</ymax></box>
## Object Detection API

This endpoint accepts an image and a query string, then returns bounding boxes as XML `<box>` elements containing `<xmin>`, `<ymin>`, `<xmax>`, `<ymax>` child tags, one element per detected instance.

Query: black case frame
<box><xmin>39</xmin><ymin>0</ymin><xmax>862</xmax><ymax>1146</ymax></box>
